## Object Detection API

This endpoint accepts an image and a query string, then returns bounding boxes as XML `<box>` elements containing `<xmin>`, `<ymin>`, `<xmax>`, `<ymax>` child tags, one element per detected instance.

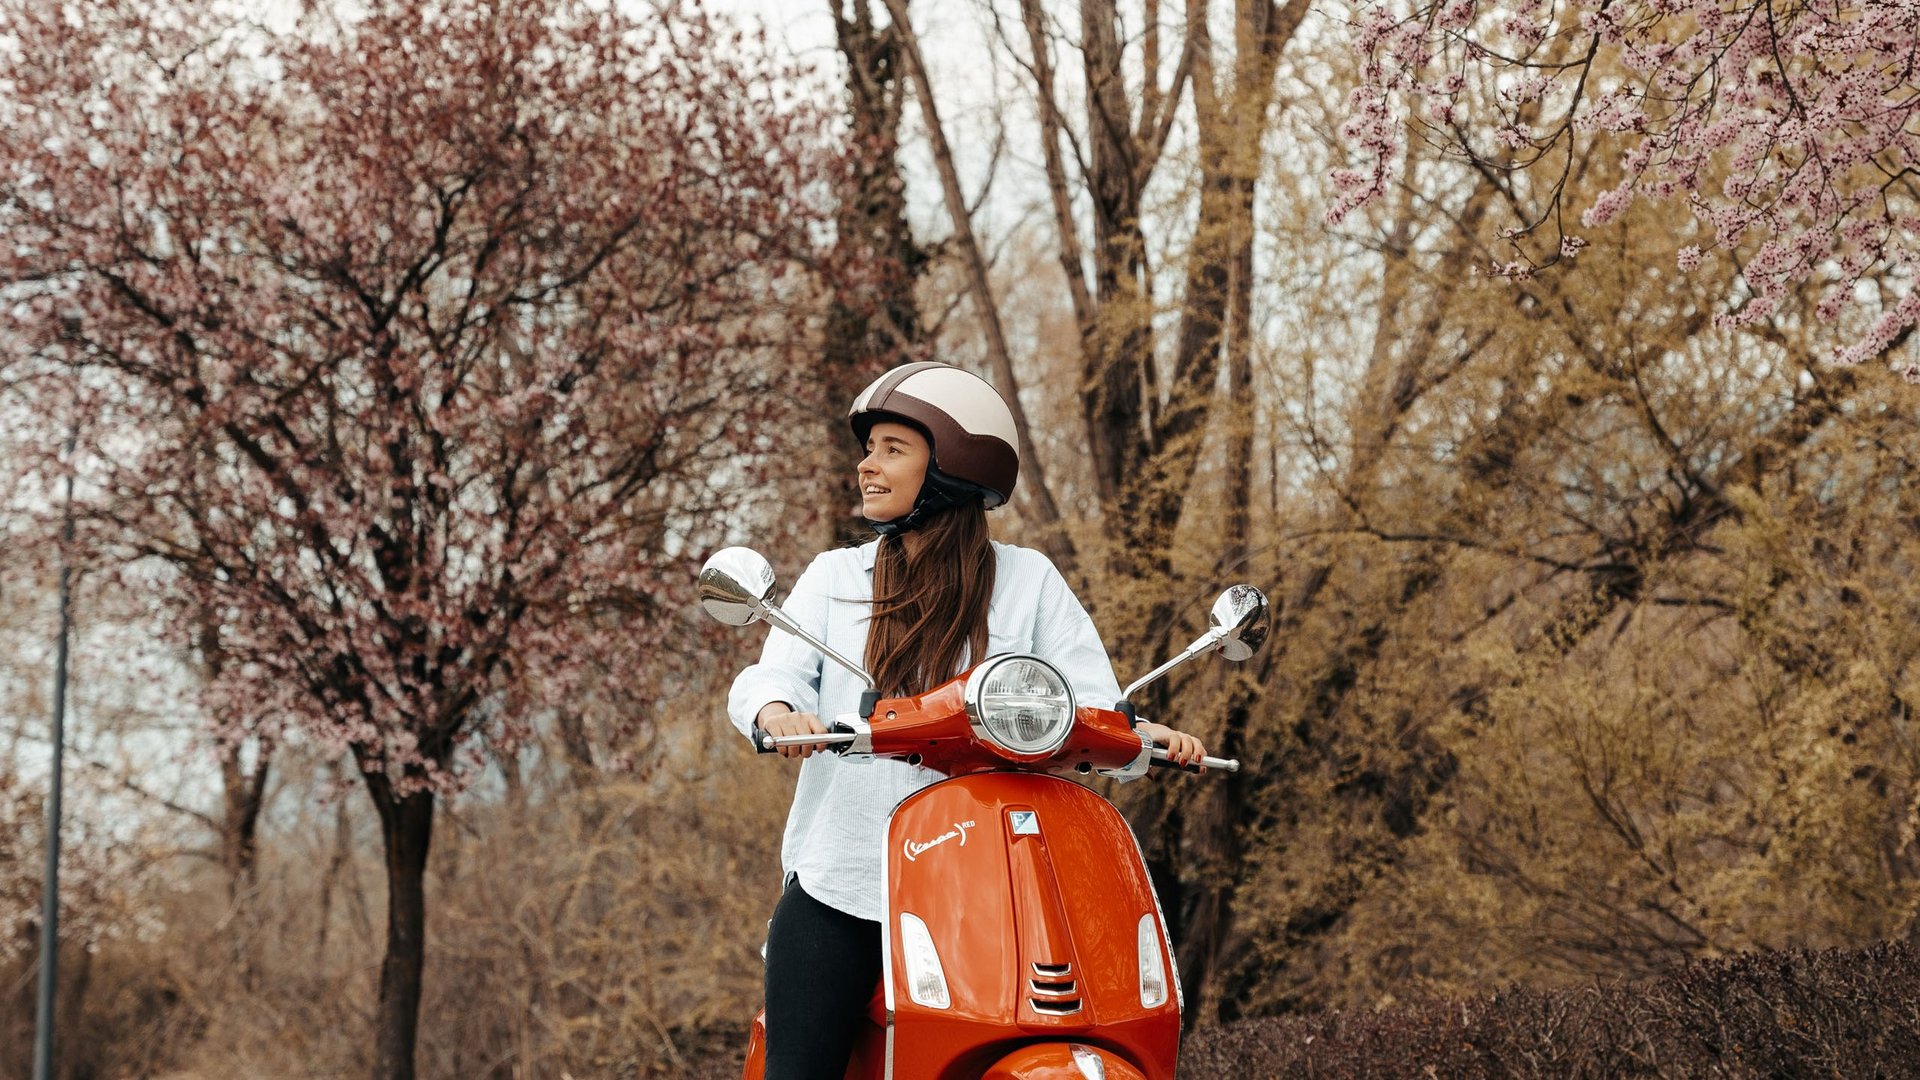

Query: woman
<box><xmin>727</xmin><ymin>362</ymin><xmax>1209</xmax><ymax>1080</ymax></box>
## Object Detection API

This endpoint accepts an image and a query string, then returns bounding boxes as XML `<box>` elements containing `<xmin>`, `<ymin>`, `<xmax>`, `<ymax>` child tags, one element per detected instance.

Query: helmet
<box><xmin>848</xmin><ymin>362</ymin><xmax>1020</xmax><ymax>530</ymax></box>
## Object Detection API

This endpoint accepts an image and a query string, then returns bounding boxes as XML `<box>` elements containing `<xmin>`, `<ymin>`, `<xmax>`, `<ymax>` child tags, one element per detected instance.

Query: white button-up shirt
<box><xmin>727</xmin><ymin>538</ymin><xmax>1125</xmax><ymax>922</ymax></box>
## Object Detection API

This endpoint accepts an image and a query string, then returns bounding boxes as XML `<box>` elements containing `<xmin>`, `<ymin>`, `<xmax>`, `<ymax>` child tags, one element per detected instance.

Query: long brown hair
<box><xmin>864</xmin><ymin>502</ymin><xmax>994</xmax><ymax>697</ymax></box>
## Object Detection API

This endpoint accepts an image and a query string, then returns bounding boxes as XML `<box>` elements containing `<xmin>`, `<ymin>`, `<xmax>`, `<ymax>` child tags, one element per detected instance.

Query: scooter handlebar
<box><xmin>750</xmin><ymin>723</ymin><xmax>858</xmax><ymax>754</ymax></box>
<box><xmin>1149</xmin><ymin>746</ymin><xmax>1241</xmax><ymax>774</ymax></box>
<box><xmin>747</xmin><ymin>722</ymin><xmax>1239</xmax><ymax>772</ymax></box>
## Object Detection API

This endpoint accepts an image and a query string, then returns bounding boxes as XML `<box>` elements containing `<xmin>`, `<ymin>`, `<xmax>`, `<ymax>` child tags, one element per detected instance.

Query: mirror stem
<box><xmin>761</xmin><ymin>604</ymin><xmax>877</xmax><ymax>690</ymax></box>
<box><xmin>1121</xmin><ymin>630</ymin><xmax>1222</xmax><ymax>701</ymax></box>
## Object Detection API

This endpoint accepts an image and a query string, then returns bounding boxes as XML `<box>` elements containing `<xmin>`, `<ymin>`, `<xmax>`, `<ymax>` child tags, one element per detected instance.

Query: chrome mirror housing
<box><xmin>698</xmin><ymin>546</ymin><xmax>777</xmax><ymax>626</ymax></box>
<box><xmin>696</xmin><ymin>546</ymin><xmax>876</xmax><ymax>690</ymax></box>
<box><xmin>1122</xmin><ymin>584</ymin><xmax>1271</xmax><ymax>700</ymax></box>
<box><xmin>1209</xmin><ymin>584</ymin><xmax>1270</xmax><ymax>662</ymax></box>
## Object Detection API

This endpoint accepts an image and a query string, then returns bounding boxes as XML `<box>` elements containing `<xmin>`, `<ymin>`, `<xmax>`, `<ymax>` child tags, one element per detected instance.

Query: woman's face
<box><xmin>858</xmin><ymin>421</ymin><xmax>929</xmax><ymax>521</ymax></box>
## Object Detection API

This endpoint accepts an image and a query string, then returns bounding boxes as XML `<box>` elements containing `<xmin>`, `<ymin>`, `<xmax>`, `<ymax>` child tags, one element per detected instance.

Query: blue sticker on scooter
<box><xmin>1009</xmin><ymin>810</ymin><xmax>1039</xmax><ymax>835</ymax></box>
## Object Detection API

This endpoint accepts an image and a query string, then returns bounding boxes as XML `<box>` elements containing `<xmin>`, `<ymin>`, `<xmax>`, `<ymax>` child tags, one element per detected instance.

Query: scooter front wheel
<box><xmin>980</xmin><ymin>1043</ymin><xmax>1150</xmax><ymax>1080</ymax></box>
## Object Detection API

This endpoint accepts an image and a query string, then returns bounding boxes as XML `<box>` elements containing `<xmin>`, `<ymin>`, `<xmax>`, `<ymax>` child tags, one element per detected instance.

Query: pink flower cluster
<box><xmin>1340</xmin><ymin>0</ymin><xmax>1920</xmax><ymax>365</ymax></box>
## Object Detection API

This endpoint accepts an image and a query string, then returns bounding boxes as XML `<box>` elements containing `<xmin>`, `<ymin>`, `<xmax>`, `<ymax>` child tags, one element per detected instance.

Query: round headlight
<box><xmin>964</xmin><ymin>655</ymin><xmax>1076</xmax><ymax>758</ymax></box>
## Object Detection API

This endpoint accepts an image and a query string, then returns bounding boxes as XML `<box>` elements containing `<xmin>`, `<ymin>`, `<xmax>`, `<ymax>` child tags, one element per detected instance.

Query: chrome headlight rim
<box><xmin>962</xmin><ymin>653</ymin><xmax>1077</xmax><ymax>760</ymax></box>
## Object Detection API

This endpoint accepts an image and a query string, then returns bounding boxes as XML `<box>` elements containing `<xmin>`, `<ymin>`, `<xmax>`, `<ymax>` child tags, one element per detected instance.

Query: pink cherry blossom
<box><xmin>1339</xmin><ymin>0</ymin><xmax>1920</xmax><ymax>366</ymax></box>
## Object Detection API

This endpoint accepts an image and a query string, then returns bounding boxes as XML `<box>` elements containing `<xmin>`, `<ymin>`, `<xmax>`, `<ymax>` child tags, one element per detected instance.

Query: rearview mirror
<box><xmin>696</xmin><ymin>546</ymin><xmax>876</xmax><ymax>690</ymax></box>
<box><xmin>697</xmin><ymin>546</ymin><xmax>777</xmax><ymax>627</ymax></box>
<box><xmin>1122</xmin><ymin>584</ymin><xmax>1271</xmax><ymax>700</ymax></box>
<box><xmin>1209</xmin><ymin>584</ymin><xmax>1270</xmax><ymax>662</ymax></box>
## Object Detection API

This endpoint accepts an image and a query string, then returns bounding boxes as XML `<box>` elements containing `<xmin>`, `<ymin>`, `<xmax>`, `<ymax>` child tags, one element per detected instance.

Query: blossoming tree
<box><xmin>0</xmin><ymin>1</ymin><xmax>860</xmax><ymax>1074</ymax></box>
<box><xmin>1334</xmin><ymin>0</ymin><xmax>1920</xmax><ymax>367</ymax></box>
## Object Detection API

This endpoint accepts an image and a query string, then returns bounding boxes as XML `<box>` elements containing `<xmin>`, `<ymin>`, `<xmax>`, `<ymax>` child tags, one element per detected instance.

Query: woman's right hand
<box><xmin>756</xmin><ymin>703</ymin><xmax>830</xmax><ymax>760</ymax></box>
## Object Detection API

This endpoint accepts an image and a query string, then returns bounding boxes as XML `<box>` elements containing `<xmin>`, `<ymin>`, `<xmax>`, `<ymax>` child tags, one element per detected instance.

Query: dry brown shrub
<box><xmin>1</xmin><ymin>727</ymin><xmax>791</xmax><ymax>1080</ymax></box>
<box><xmin>410</xmin><ymin>739</ymin><xmax>790</xmax><ymax>1077</ymax></box>
<box><xmin>1178</xmin><ymin>941</ymin><xmax>1920</xmax><ymax>1079</ymax></box>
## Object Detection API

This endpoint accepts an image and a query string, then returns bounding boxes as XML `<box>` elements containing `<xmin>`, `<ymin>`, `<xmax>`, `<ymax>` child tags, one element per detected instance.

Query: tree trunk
<box><xmin>881</xmin><ymin>0</ymin><xmax>1070</xmax><ymax>557</ymax></box>
<box><xmin>1174</xmin><ymin>152</ymin><xmax>1263</xmax><ymax>1023</ymax></box>
<box><xmin>220</xmin><ymin>744</ymin><xmax>270</xmax><ymax>891</ymax></box>
<box><xmin>1079</xmin><ymin>0</ymin><xmax>1155</xmax><ymax>514</ymax></box>
<box><xmin>315</xmin><ymin>765</ymin><xmax>355</xmax><ymax>966</ymax></box>
<box><xmin>1128</xmin><ymin>1</ymin><xmax>1309</xmax><ymax>1021</ymax></box>
<box><xmin>366</xmin><ymin>773</ymin><xmax>436</xmax><ymax>1080</ymax></box>
<box><xmin>202</xmin><ymin>616</ymin><xmax>273</xmax><ymax>898</ymax></box>
<box><xmin>820</xmin><ymin>0</ymin><xmax>926</xmax><ymax>547</ymax></box>
<box><xmin>1003</xmin><ymin>0</ymin><xmax>1191</xmax><ymax>524</ymax></box>
<box><xmin>1015</xmin><ymin>0</ymin><xmax>1093</xmax><ymax>338</ymax></box>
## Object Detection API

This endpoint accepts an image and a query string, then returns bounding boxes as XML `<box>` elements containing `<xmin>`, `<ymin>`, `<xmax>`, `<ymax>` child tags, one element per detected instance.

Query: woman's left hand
<box><xmin>1136</xmin><ymin>722</ymin><xmax>1208</xmax><ymax>769</ymax></box>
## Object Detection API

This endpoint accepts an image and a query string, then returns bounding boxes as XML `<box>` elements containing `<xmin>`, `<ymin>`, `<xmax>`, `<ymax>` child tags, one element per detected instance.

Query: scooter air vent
<box><xmin>1029</xmin><ymin>960</ymin><xmax>1082</xmax><ymax>1014</ymax></box>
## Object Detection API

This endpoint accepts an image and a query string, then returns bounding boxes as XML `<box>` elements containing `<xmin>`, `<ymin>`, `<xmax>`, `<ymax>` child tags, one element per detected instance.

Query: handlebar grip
<box><xmin>751</xmin><ymin>724</ymin><xmax>858</xmax><ymax>753</ymax></box>
<box><xmin>1149</xmin><ymin>748</ymin><xmax>1241</xmax><ymax>774</ymax></box>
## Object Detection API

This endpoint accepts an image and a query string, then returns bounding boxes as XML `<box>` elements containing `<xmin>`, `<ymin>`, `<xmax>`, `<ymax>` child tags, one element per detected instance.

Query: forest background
<box><xmin>3</xmin><ymin>0</ymin><xmax>1918</xmax><ymax>1076</ymax></box>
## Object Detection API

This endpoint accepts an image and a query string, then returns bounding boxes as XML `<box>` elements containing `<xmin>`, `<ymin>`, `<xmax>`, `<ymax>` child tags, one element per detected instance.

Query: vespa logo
<box><xmin>903</xmin><ymin>820</ymin><xmax>976</xmax><ymax>862</ymax></box>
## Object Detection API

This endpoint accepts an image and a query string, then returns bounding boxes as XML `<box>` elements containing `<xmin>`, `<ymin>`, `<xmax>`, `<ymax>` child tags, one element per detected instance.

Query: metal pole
<box><xmin>33</xmin><ymin>444</ymin><xmax>77</xmax><ymax>1080</ymax></box>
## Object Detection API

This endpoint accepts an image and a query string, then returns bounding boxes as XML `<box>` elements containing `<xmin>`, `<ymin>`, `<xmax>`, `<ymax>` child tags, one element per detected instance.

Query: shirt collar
<box><xmin>858</xmin><ymin>538</ymin><xmax>880</xmax><ymax>573</ymax></box>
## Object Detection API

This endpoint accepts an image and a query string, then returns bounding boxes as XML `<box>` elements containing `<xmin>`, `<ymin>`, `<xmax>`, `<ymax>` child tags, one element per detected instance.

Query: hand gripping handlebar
<box><xmin>1148</xmin><ymin>746</ymin><xmax>1241</xmax><ymax>773</ymax></box>
<box><xmin>751</xmin><ymin>726</ymin><xmax>857</xmax><ymax>753</ymax></box>
<box><xmin>749</xmin><ymin>715</ymin><xmax>871</xmax><ymax>755</ymax></box>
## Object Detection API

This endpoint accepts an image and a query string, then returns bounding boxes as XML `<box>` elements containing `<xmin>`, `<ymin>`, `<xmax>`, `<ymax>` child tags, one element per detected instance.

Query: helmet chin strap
<box><xmin>869</xmin><ymin>466</ymin><xmax>994</xmax><ymax>536</ymax></box>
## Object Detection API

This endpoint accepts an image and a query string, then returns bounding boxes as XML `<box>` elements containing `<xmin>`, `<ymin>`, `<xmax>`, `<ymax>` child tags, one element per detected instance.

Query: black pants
<box><xmin>764</xmin><ymin>877</ymin><xmax>883</xmax><ymax>1080</ymax></box>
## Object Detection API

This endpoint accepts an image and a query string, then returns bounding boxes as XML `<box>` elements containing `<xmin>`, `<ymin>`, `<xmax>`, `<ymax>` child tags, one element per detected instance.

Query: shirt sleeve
<box><xmin>1029</xmin><ymin>554</ymin><xmax>1126</xmax><ymax>710</ymax></box>
<box><xmin>726</xmin><ymin>550</ymin><xmax>834</xmax><ymax>742</ymax></box>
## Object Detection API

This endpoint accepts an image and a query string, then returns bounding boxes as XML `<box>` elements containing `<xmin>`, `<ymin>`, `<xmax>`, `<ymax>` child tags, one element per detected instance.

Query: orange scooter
<box><xmin>698</xmin><ymin>548</ymin><xmax>1269</xmax><ymax>1080</ymax></box>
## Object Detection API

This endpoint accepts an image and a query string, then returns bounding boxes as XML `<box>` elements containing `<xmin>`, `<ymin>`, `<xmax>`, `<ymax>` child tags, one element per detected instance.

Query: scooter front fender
<box><xmin>980</xmin><ymin>1043</ymin><xmax>1148</xmax><ymax>1079</ymax></box>
<box><xmin>885</xmin><ymin>773</ymin><xmax>1180</xmax><ymax>1079</ymax></box>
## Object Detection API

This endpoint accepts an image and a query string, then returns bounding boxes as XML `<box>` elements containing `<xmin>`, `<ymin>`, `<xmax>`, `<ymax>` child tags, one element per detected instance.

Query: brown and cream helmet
<box><xmin>848</xmin><ymin>361</ymin><xmax>1020</xmax><ymax>512</ymax></box>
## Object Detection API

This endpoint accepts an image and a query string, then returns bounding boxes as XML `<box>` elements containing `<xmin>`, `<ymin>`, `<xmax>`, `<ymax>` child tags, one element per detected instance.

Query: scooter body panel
<box><xmin>884</xmin><ymin>773</ymin><xmax>1180</xmax><ymax>1080</ymax></box>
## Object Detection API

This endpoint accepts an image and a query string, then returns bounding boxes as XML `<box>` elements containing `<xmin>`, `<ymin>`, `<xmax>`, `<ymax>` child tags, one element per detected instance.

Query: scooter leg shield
<box><xmin>980</xmin><ymin>1043</ymin><xmax>1149</xmax><ymax>1080</ymax></box>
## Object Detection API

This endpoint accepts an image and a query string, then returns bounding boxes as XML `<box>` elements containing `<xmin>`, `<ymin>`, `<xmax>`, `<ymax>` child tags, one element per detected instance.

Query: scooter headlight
<box><xmin>963</xmin><ymin>655</ymin><xmax>1076</xmax><ymax>758</ymax></box>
